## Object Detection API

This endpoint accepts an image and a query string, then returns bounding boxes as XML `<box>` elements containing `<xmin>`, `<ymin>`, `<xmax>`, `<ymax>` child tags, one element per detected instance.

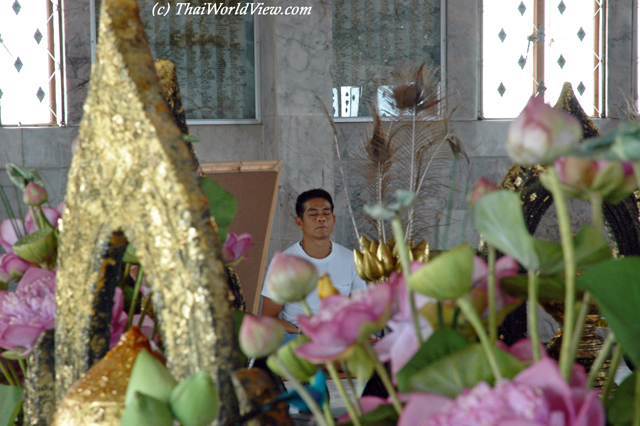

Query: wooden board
<box><xmin>200</xmin><ymin>160</ymin><xmax>281</xmax><ymax>314</ymax></box>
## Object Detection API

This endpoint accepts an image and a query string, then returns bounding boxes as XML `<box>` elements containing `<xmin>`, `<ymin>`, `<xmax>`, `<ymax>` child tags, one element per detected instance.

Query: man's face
<box><xmin>295</xmin><ymin>198</ymin><xmax>335</xmax><ymax>240</ymax></box>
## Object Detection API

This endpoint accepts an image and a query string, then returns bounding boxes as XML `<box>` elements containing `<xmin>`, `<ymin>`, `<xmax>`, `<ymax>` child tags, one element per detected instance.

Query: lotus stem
<box><xmin>546</xmin><ymin>167</ymin><xmax>577</xmax><ymax>383</ymax></box>
<box><xmin>586</xmin><ymin>331</ymin><xmax>615</xmax><ymax>389</ymax></box>
<box><xmin>569</xmin><ymin>292</ymin><xmax>591</xmax><ymax>366</ymax></box>
<box><xmin>301</xmin><ymin>300</ymin><xmax>313</xmax><ymax>316</ymax></box>
<box><xmin>590</xmin><ymin>194</ymin><xmax>604</xmax><ymax>234</ymax></box>
<box><xmin>137</xmin><ymin>291</ymin><xmax>153</xmax><ymax>328</ymax></box>
<box><xmin>341</xmin><ymin>361</ymin><xmax>362</xmax><ymax>416</ymax></box>
<box><xmin>323</xmin><ymin>400</ymin><xmax>336</xmax><ymax>426</ymax></box>
<box><xmin>392</xmin><ymin>217</ymin><xmax>423</xmax><ymax>345</ymax></box>
<box><xmin>0</xmin><ymin>358</ymin><xmax>17</xmax><ymax>387</ymax></box>
<box><xmin>362</xmin><ymin>342</ymin><xmax>403</xmax><ymax>415</ymax></box>
<box><xmin>487</xmin><ymin>245</ymin><xmax>497</xmax><ymax>345</ymax></box>
<box><xmin>125</xmin><ymin>266</ymin><xmax>144</xmax><ymax>331</ymax></box>
<box><xmin>326</xmin><ymin>362</ymin><xmax>362</xmax><ymax>426</ymax></box>
<box><xmin>633</xmin><ymin>371</ymin><xmax>640</xmax><ymax>426</ymax></box>
<box><xmin>527</xmin><ymin>269</ymin><xmax>541</xmax><ymax>362</ymax></box>
<box><xmin>457</xmin><ymin>296</ymin><xmax>502</xmax><ymax>381</ymax></box>
<box><xmin>275</xmin><ymin>357</ymin><xmax>330</xmax><ymax>426</ymax></box>
<box><xmin>601</xmin><ymin>343</ymin><xmax>624</xmax><ymax>406</ymax></box>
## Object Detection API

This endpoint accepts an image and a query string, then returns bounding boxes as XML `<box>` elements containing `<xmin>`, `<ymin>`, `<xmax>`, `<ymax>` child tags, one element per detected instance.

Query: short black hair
<box><xmin>295</xmin><ymin>189</ymin><xmax>334</xmax><ymax>217</ymax></box>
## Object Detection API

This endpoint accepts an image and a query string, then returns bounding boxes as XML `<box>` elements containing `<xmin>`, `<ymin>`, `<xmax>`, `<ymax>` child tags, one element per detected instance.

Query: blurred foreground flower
<box><xmin>375</xmin><ymin>263</ymin><xmax>435</xmax><ymax>376</ymax></box>
<box><xmin>506</xmin><ymin>96</ymin><xmax>581</xmax><ymax>166</ymax></box>
<box><xmin>222</xmin><ymin>232</ymin><xmax>253</xmax><ymax>265</ymax></box>
<box><xmin>554</xmin><ymin>157</ymin><xmax>637</xmax><ymax>203</ymax></box>
<box><xmin>398</xmin><ymin>358</ymin><xmax>604</xmax><ymax>426</ymax></box>
<box><xmin>0</xmin><ymin>267</ymin><xmax>55</xmax><ymax>355</ymax></box>
<box><xmin>238</xmin><ymin>314</ymin><xmax>284</xmax><ymax>358</ymax></box>
<box><xmin>264</xmin><ymin>252</ymin><xmax>318</xmax><ymax>304</ymax></box>
<box><xmin>294</xmin><ymin>283</ymin><xmax>392</xmax><ymax>362</ymax></box>
<box><xmin>0</xmin><ymin>253</ymin><xmax>34</xmax><ymax>283</ymax></box>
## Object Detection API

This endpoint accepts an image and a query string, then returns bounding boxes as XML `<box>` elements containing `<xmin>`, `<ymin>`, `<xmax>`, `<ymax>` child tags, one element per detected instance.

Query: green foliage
<box><xmin>0</xmin><ymin>384</ymin><xmax>22</xmax><ymax>426</ymax></box>
<box><xmin>405</xmin><ymin>344</ymin><xmax>524</xmax><ymax>397</ymax></box>
<box><xmin>534</xmin><ymin>225</ymin><xmax>611</xmax><ymax>275</ymax></box>
<box><xmin>396</xmin><ymin>328</ymin><xmax>470</xmax><ymax>393</ymax></box>
<box><xmin>500</xmin><ymin>274</ymin><xmax>573</xmax><ymax>302</ymax></box>
<box><xmin>200</xmin><ymin>177</ymin><xmax>236</xmax><ymax>243</ymax></box>
<box><xmin>472</xmin><ymin>190</ymin><xmax>538</xmax><ymax>270</ymax></box>
<box><xmin>345</xmin><ymin>346</ymin><xmax>374</xmax><ymax>394</ymax></box>
<box><xmin>407</xmin><ymin>243</ymin><xmax>475</xmax><ymax>300</ymax></box>
<box><xmin>577</xmin><ymin>257</ymin><xmax>640</xmax><ymax>368</ymax></box>
<box><xmin>607</xmin><ymin>372</ymin><xmax>637</xmax><ymax>426</ymax></box>
<box><xmin>337</xmin><ymin>404</ymin><xmax>399</xmax><ymax>426</ymax></box>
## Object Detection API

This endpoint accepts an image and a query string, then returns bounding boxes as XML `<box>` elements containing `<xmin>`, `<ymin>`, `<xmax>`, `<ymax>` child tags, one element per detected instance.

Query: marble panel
<box><xmin>275</xmin><ymin>0</ymin><xmax>333</xmax><ymax>115</ymax></box>
<box><xmin>37</xmin><ymin>167</ymin><xmax>70</xmax><ymax>207</ymax></box>
<box><xmin>259</xmin><ymin>15</ymin><xmax>278</xmax><ymax>118</ymax></box>
<box><xmin>262</xmin><ymin>115</ymin><xmax>278</xmax><ymax>159</ymax></box>
<box><xmin>454</xmin><ymin>120</ymin><xmax>511</xmax><ymax>157</ymax></box>
<box><xmin>190</xmin><ymin>124</ymin><xmax>264</xmax><ymax>163</ymax></box>
<box><xmin>446</xmin><ymin>0</ymin><xmax>479</xmax><ymax>121</ymax></box>
<box><xmin>63</xmin><ymin>0</ymin><xmax>93</xmax><ymax>125</ymax></box>
<box><xmin>22</xmin><ymin>127</ymin><xmax>74</xmax><ymax>168</ymax></box>
<box><xmin>430</xmin><ymin>208</ymin><xmax>479</xmax><ymax>250</ymax></box>
<box><xmin>606</xmin><ymin>0</ymin><xmax>635</xmax><ymax>119</ymax></box>
<box><xmin>0</xmin><ymin>129</ymin><xmax>24</xmax><ymax>166</ymax></box>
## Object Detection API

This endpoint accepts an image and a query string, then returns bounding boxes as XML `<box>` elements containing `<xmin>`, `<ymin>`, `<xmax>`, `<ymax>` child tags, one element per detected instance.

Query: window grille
<box><xmin>483</xmin><ymin>0</ymin><xmax>604</xmax><ymax>118</ymax></box>
<box><xmin>0</xmin><ymin>0</ymin><xmax>64</xmax><ymax>126</ymax></box>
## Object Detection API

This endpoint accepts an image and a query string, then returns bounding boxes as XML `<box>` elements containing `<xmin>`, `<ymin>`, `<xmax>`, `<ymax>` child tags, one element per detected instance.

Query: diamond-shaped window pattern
<box><xmin>1</xmin><ymin>0</ymin><xmax>63</xmax><ymax>124</ymax></box>
<box><xmin>558</xmin><ymin>1</ymin><xmax>566</xmax><ymax>14</ymax></box>
<box><xmin>518</xmin><ymin>2</ymin><xmax>526</xmax><ymax>15</ymax></box>
<box><xmin>518</xmin><ymin>55</ymin><xmax>527</xmax><ymax>69</ymax></box>
<box><xmin>537</xmin><ymin>81</ymin><xmax>547</xmax><ymax>97</ymax></box>
<box><xmin>577</xmin><ymin>27</ymin><xmax>586</xmax><ymax>41</ymax></box>
<box><xmin>497</xmin><ymin>83</ymin><xmax>506</xmax><ymax>97</ymax></box>
<box><xmin>557</xmin><ymin>55</ymin><xmax>566</xmax><ymax>69</ymax></box>
<box><xmin>0</xmin><ymin>89</ymin><xmax>3</xmax><ymax>99</ymax></box>
<box><xmin>498</xmin><ymin>28</ymin><xmax>507</xmax><ymax>43</ymax></box>
<box><xmin>577</xmin><ymin>82</ymin><xmax>586</xmax><ymax>95</ymax></box>
<box><xmin>14</xmin><ymin>57</ymin><xmax>23</xmax><ymax>72</ymax></box>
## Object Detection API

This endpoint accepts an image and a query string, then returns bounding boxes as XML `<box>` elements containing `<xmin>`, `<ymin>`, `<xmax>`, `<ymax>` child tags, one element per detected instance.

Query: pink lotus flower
<box><xmin>25</xmin><ymin>206</ymin><xmax>61</xmax><ymax>234</ymax></box>
<box><xmin>470</xmin><ymin>255</ymin><xmax>519</xmax><ymax>316</ymax></box>
<box><xmin>294</xmin><ymin>283</ymin><xmax>393</xmax><ymax>362</ymax></box>
<box><xmin>0</xmin><ymin>219</ymin><xmax>25</xmax><ymax>253</ymax></box>
<box><xmin>238</xmin><ymin>314</ymin><xmax>284</xmax><ymax>358</ymax></box>
<box><xmin>507</xmin><ymin>96</ymin><xmax>582</xmax><ymax>166</ymax></box>
<box><xmin>264</xmin><ymin>252</ymin><xmax>319</xmax><ymax>304</ymax></box>
<box><xmin>0</xmin><ymin>253</ymin><xmax>35</xmax><ymax>282</ymax></box>
<box><xmin>0</xmin><ymin>267</ymin><xmax>56</xmax><ymax>355</ymax></box>
<box><xmin>398</xmin><ymin>358</ymin><xmax>604</xmax><ymax>426</ymax></box>
<box><xmin>109</xmin><ymin>286</ymin><xmax>154</xmax><ymax>348</ymax></box>
<box><xmin>222</xmin><ymin>232</ymin><xmax>254</xmax><ymax>264</ymax></box>
<box><xmin>375</xmin><ymin>263</ymin><xmax>436</xmax><ymax>376</ymax></box>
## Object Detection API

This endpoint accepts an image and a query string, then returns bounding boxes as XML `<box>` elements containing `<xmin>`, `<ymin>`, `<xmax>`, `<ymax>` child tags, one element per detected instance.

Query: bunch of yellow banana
<box><xmin>353</xmin><ymin>236</ymin><xmax>430</xmax><ymax>282</ymax></box>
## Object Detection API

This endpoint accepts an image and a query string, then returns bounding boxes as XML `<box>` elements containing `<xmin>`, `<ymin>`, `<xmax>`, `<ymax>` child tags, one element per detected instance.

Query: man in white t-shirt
<box><xmin>261</xmin><ymin>189</ymin><xmax>367</xmax><ymax>341</ymax></box>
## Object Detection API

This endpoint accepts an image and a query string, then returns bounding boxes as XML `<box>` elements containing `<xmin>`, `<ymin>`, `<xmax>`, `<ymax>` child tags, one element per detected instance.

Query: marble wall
<box><xmin>0</xmin><ymin>0</ymin><xmax>635</xmax><ymax>262</ymax></box>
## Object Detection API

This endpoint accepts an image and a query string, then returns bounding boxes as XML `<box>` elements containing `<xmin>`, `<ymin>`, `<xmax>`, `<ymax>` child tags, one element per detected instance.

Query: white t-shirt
<box><xmin>261</xmin><ymin>241</ymin><xmax>367</xmax><ymax>327</ymax></box>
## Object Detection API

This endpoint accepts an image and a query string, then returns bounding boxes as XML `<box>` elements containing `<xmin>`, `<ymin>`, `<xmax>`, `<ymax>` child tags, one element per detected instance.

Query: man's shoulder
<box><xmin>331</xmin><ymin>242</ymin><xmax>353</xmax><ymax>256</ymax></box>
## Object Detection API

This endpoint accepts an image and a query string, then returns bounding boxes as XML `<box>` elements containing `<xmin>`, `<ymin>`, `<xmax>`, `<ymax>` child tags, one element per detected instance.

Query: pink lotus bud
<box><xmin>222</xmin><ymin>232</ymin><xmax>254</xmax><ymax>264</ymax></box>
<box><xmin>0</xmin><ymin>253</ymin><xmax>34</xmax><ymax>281</ymax></box>
<box><xmin>506</xmin><ymin>96</ymin><xmax>581</xmax><ymax>166</ymax></box>
<box><xmin>555</xmin><ymin>157</ymin><xmax>638</xmax><ymax>202</ymax></box>
<box><xmin>264</xmin><ymin>253</ymin><xmax>319</xmax><ymax>304</ymax></box>
<box><xmin>469</xmin><ymin>177</ymin><xmax>499</xmax><ymax>207</ymax></box>
<box><xmin>23</xmin><ymin>182</ymin><xmax>48</xmax><ymax>207</ymax></box>
<box><xmin>239</xmin><ymin>314</ymin><xmax>284</xmax><ymax>358</ymax></box>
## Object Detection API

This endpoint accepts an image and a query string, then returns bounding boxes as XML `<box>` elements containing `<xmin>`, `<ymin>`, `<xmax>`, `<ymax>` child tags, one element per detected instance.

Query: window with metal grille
<box><xmin>0</xmin><ymin>0</ymin><xmax>64</xmax><ymax>126</ymax></box>
<box><xmin>483</xmin><ymin>0</ymin><xmax>605</xmax><ymax>119</ymax></box>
